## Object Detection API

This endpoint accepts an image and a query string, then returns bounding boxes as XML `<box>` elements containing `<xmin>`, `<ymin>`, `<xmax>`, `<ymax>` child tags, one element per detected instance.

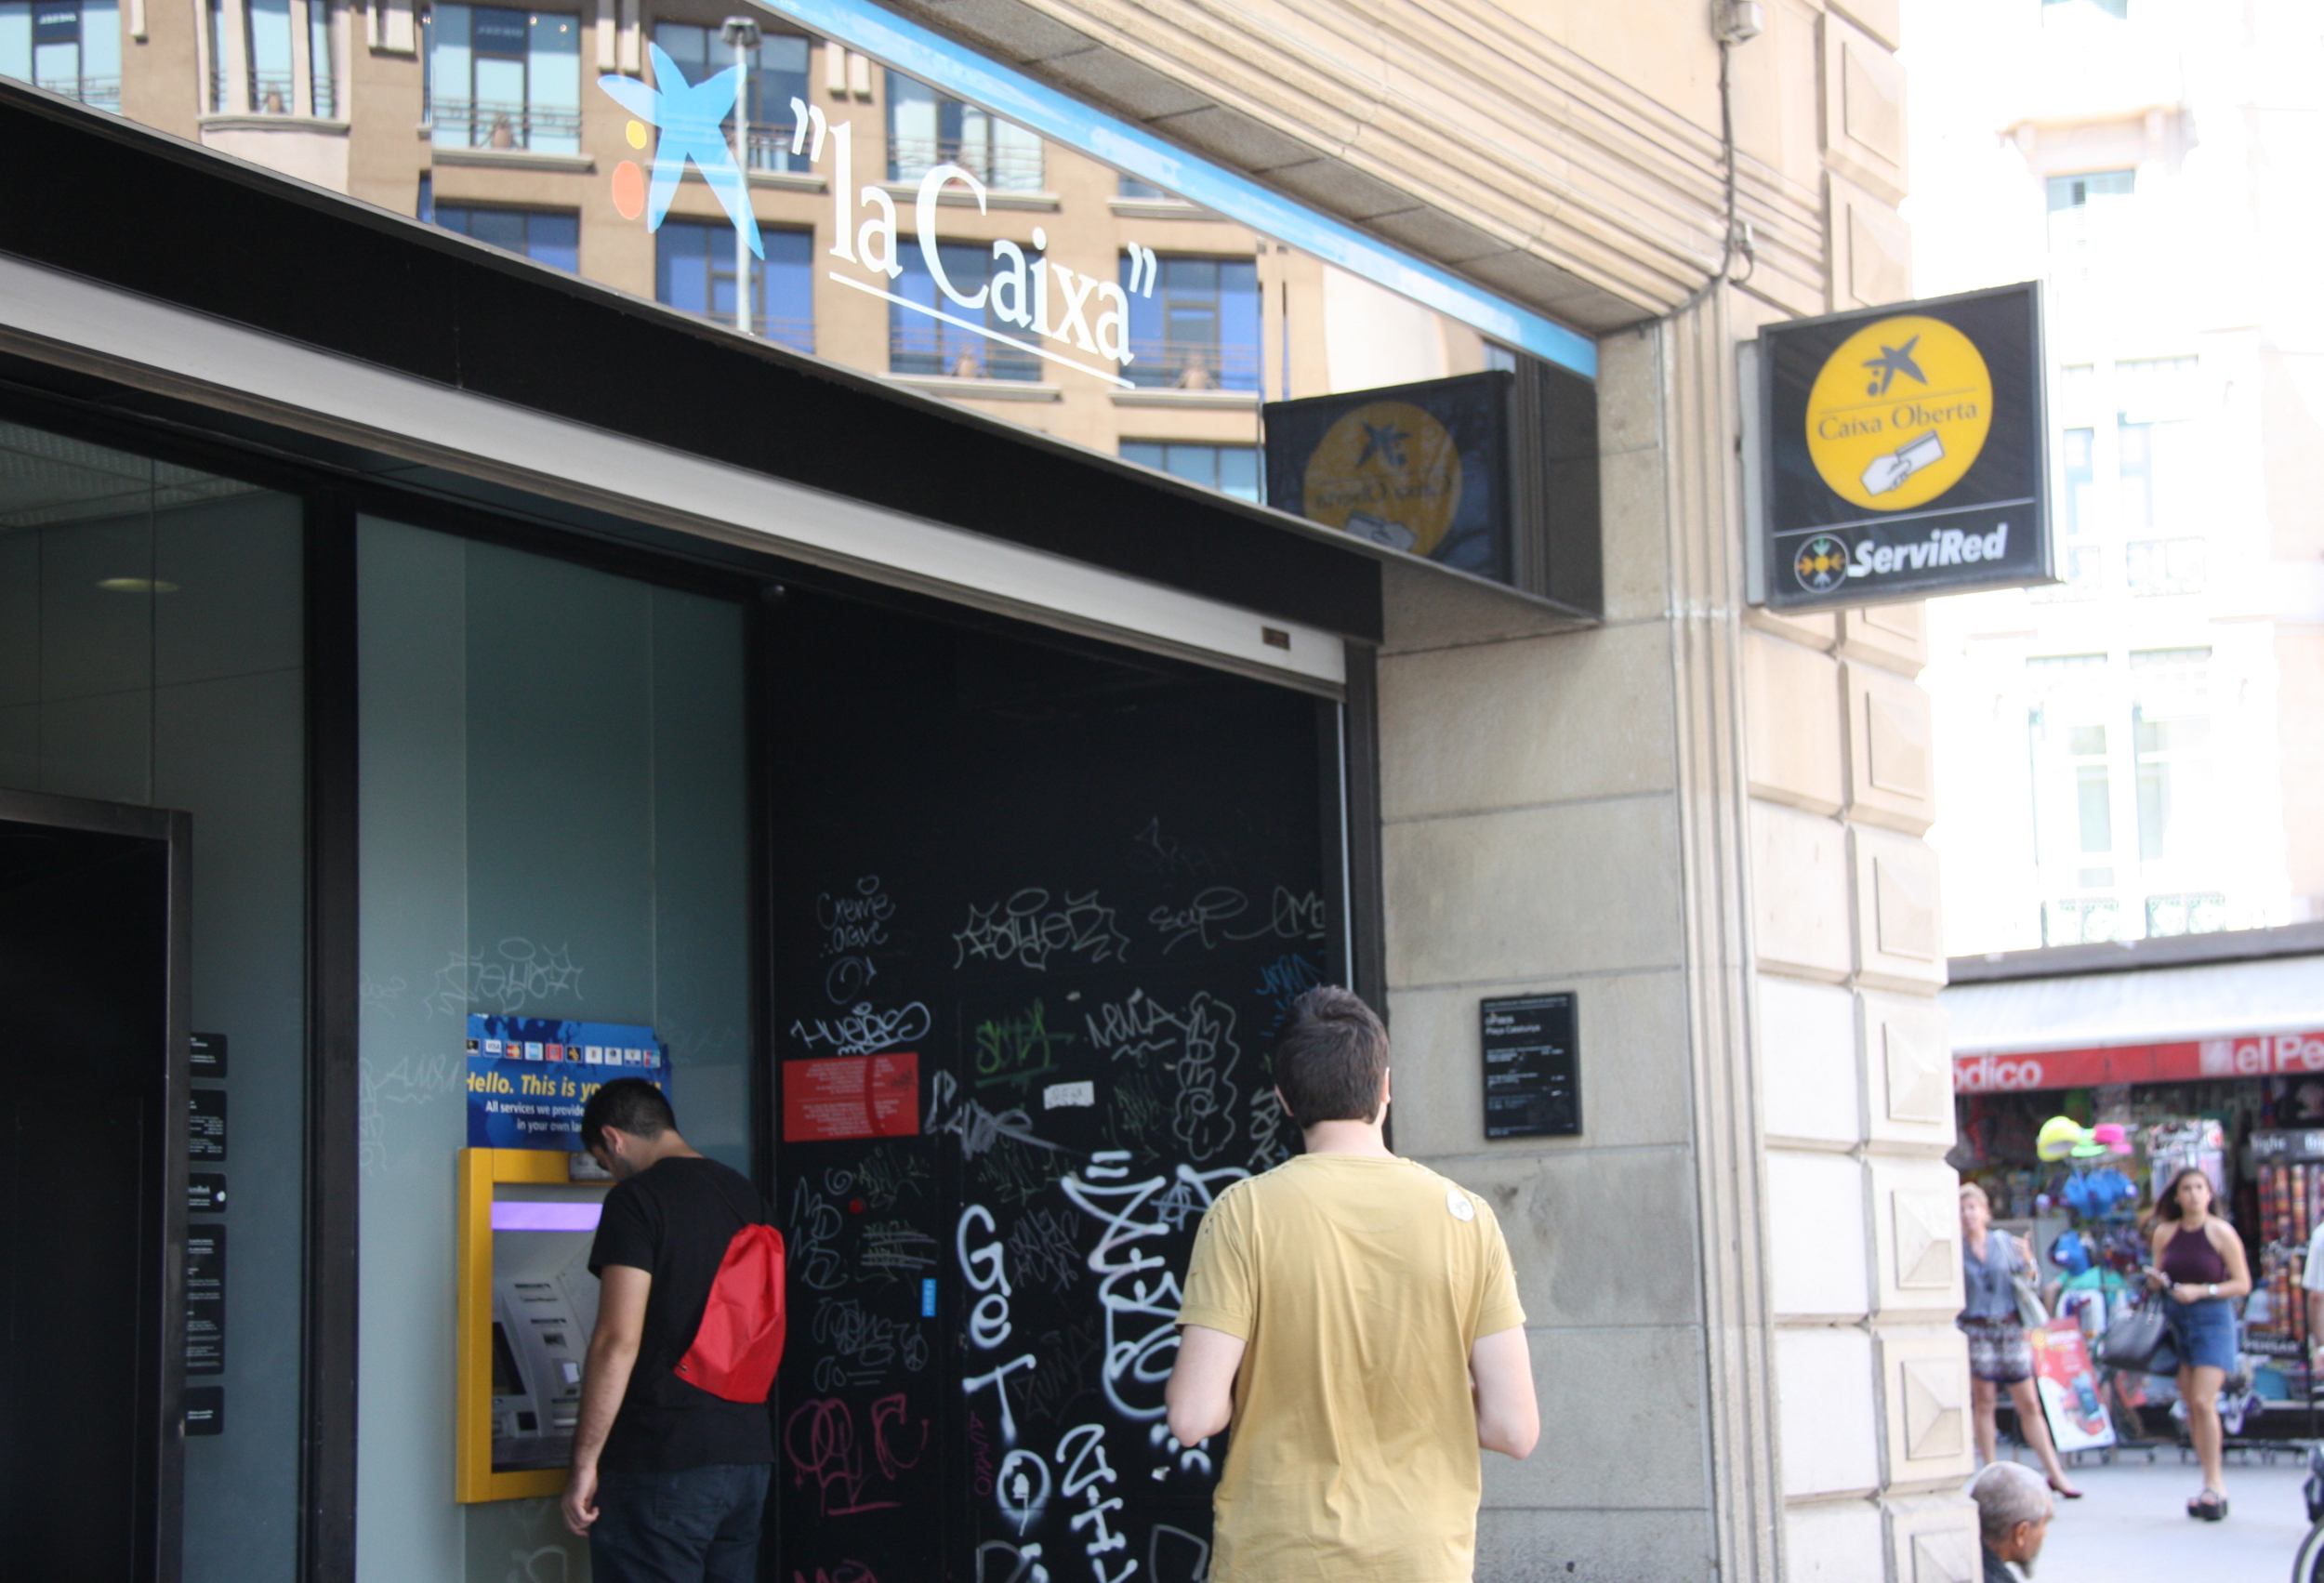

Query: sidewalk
<box><xmin>1996</xmin><ymin>1447</ymin><xmax>2311</xmax><ymax>1582</ymax></box>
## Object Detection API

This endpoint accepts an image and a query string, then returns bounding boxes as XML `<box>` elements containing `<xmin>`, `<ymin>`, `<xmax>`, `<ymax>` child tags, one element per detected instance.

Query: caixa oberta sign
<box><xmin>1743</xmin><ymin>282</ymin><xmax>2059</xmax><ymax>612</ymax></box>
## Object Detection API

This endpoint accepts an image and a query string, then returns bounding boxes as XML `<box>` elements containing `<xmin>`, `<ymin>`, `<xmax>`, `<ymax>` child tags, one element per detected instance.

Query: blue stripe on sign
<box><xmin>920</xmin><ymin>1277</ymin><xmax>937</xmax><ymax>1318</ymax></box>
<box><xmin>751</xmin><ymin>0</ymin><xmax>1598</xmax><ymax>379</ymax></box>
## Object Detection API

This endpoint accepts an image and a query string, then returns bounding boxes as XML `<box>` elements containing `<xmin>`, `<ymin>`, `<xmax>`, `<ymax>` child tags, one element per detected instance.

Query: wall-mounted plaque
<box><xmin>190</xmin><ymin>1030</ymin><xmax>228</xmax><ymax>1077</ymax></box>
<box><xmin>1481</xmin><ymin>993</ymin><xmax>1579</xmax><ymax>1140</ymax></box>
<box><xmin>184</xmin><ymin>1386</ymin><xmax>224</xmax><ymax>1436</ymax></box>
<box><xmin>189</xmin><ymin>1173</ymin><xmax>228</xmax><ymax>1214</ymax></box>
<box><xmin>189</xmin><ymin>1089</ymin><xmax>227</xmax><ymax>1162</ymax></box>
<box><xmin>186</xmin><ymin>1223</ymin><xmax>226</xmax><ymax>1374</ymax></box>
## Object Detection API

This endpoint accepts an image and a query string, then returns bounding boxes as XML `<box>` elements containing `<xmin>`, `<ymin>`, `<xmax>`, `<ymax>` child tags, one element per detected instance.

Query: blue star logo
<box><xmin>599</xmin><ymin>45</ymin><xmax>763</xmax><ymax>258</ymax></box>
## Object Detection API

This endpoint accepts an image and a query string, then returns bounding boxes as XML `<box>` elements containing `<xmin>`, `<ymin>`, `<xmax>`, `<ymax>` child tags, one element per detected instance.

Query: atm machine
<box><xmin>456</xmin><ymin>1148</ymin><xmax>610</xmax><ymax>1500</ymax></box>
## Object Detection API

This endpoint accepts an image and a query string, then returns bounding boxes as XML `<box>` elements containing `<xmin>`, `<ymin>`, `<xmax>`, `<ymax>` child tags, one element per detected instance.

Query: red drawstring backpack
<box><xmin>673</xmin><ymin>1204</ymin><xmax>787</xmax><ymax>1403</ymax></box>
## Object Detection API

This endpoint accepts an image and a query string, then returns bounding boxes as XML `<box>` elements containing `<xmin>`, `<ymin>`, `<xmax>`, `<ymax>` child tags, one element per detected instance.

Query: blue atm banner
<box><xmin>466</xmin><ymin>1014</ymin><xmax>669</xmax><ymax>1151</ymax></box>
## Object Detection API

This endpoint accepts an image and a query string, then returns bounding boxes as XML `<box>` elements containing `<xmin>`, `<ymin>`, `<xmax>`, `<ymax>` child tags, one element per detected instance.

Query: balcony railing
<box><xmin>2042</xmin><ymin>896</ymin><xmax>2121</xmax><ymax>946</ymax></box>
<box><xmin>430</xmin><ymin>98</ymin><xmax>584</xmax><ymax>152</ymax></box>
<box><xmin>2145</xmin><ymin>892</ymin><xmax>2225</xmax><ymax>938</ymax></box>
<box><xmin>887</xmin><ymin>135</ymin><xmax>1043</xmax><ymax>192</ymax></box>
<box><xmin>1122</xmin><ymin>337</ymin><xmax>1260</xmax><ymax>392</ymax></box>
<box><xmin>2126</xmin><ymin>537</ymin><xmax>2204</xmax><ymax>597</ymax></box>
<box><xmin>250</xmin><ymin>70</ymin><xmax>295</xmax><ymax>114</ymax></box>
<box><xmin>888</xmin><ymin>324</ymin><xmax>1041</xmax><ymax>382</ymax></box>
<box><xmin>37</xmin><ymin>73</ymin><xmax>120</xmax><ymax>112</ymax></box>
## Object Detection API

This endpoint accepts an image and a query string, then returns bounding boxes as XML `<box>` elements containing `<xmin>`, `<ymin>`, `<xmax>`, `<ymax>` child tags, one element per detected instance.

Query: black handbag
<box><xmin>2098</xmin><ymin>1301</ymin><xmax>2169</xmax><ymax>1372</ymax></box>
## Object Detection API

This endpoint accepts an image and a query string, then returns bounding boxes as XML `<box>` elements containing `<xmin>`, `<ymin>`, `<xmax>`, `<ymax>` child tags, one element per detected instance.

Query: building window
<box><xmin>2124</xmin><ymin>536</ymin><xmax>2203</xmax><ymax>597</ymax></box>
<box><xmin>1117</xmin><ymin>173</ymin><xmax>1169</xmax><ymax>200</ymax></box>
<box><xmin>889</xmin><ymin>242</ymin><xmax>1038</xmax><ymax>379</ymax></box>
<box><xmin>310</xmin><ymin>0</ymin><xmax>335</xmax><ymax>116</ymax></box>
<box><xmin>1120</xmin><ymin>256</ymin><xmax>1260</xmax><ymax>391</ymax></box>
<box><xmin>429</xmin><ymin>4</ymin><xmax>581</xmax><ymax>155</ymax></box>
<box><xmin>0</xmin><ymin>0</ymin><xmax>122</xmax><ymax>112</ymax></box>
<box><xmin>652</xmin><ymin>23</ymin><xmax>810</xmax><ymax>173</ymax></box>
<box><xmin>656</xmin><ymin>221</ymin><xmax>815</xmax><ymax>353</ymax></box>
<box><xmin>2060</xmin><ymin>426</ymin><xmax>2093</xmax><ymax>536</ymax></box>
<box><xmin>430</xmin><ymin>200</ymin><xmax>581</xmax><ymax>273</ymax></box>
<box><xmin>886</xmin><ymin>71</ymin><xmax>1041</xmax><ymax>192</ymax></box>
<box><xmin>1120</xmin><ymin>442</ymin><xmax>1260</xmax><ymax>503</ymax></box>
<box><xmin>2133</xmin><ymin>713</ymin><xmax>2207</xmax><ymax>863</ymax></box>
<box><xmin>2046</xmin><ymin>170</ymin><xmax>2134</xmax><ymax>211</ymax></box>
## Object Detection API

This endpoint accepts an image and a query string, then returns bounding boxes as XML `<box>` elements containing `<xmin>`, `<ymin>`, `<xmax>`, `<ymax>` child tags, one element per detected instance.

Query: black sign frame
<box><xmin>1481</xmin><ymin>993</ymin><xmax>1579</xmax><ymax>1140</ymax></box>
<box><xmin>1750</xmin><ymin>281</ymin><xmax>2053</xmax><ymax>611</ymax></box>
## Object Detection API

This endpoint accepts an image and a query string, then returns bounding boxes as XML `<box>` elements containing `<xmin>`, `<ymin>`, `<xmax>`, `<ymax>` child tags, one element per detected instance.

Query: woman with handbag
<box><xmin>1960</xmin><ymin>1182</ymin><xmax>2082</xmax><ymax>1498</ymax></box>
<box><xmin>2145</xmin><ymin>1167</ymin><xmax>2252</xmax><ymax>1522</ymax></box>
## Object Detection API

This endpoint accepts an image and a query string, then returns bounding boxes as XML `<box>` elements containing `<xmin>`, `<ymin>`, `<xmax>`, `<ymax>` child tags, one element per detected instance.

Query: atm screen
<box><xmin>489</xmin><ymin>1322</ymin><xmax>526</xmax><ymax>1399</ymax></box>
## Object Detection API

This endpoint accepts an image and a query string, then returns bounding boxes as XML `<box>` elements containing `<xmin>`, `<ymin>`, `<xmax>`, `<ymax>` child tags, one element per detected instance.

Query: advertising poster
<box><xmin>466</xmin><ymin>1013</ymin><xmax>668</xmax><ymax>1151</ymax></box>
<box><xmin>1262</xmin><ymin>372</ymin><xmax>1513</xmax><ymax>582</ymax></box>
<box><xmin>2028</xmin><ymin>1318</ymin><xmax>2115</xmax><ymax>1452</ymax></box>
<box><xmin>783</xmin><ymin>1052</ymin><xmax>920</xmax><ymax>1142</ymax></box>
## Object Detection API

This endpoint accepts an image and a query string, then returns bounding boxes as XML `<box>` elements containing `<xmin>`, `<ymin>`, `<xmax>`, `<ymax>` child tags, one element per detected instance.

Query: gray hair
<box><xmin>1971</xmin><ymin>1461</ymin><xmax>2052</xmax><ymax>1544</ymax></box>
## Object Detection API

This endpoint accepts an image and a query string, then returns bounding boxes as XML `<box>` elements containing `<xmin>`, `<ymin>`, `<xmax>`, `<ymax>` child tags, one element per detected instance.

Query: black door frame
<box><xmin>0</xmin><ymin>786</ymin><xmax>193</xmax><ymax>1583</ymax></box>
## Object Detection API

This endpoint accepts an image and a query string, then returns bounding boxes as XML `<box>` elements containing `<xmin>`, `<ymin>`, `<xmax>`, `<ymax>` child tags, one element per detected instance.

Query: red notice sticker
<box><xmin>783</xmin><ymin>1052</ymin><xmax>921</xmax><ymax>1142</ymax></box>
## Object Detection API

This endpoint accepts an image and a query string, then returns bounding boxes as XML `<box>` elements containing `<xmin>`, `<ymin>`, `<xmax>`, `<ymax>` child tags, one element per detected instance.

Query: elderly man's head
<box><xmin>1972</xmin><ymin>1462</ymin><xmax>2053</xmax><ymax>1566</ymax></box>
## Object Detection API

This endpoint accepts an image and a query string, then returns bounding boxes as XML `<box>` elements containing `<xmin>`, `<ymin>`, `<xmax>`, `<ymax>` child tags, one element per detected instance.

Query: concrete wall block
<box><xmin>1766</xmin><ymin>1150</ymin><xmax>1869</xmax><ymax>1317</ymax></box>
<box><xmin>1844</xmin><ymin>662</ymin><xmax>1935</xmax><ymax>835</ymax></box>
<box><xmin>1784</xmin><ymin>1498</ymin><xmax>1886</xmax><ymax>1582</ymax></box>
<box><xmin>1750</xmin><ymin>802</ymin><xmax>1854</xmax><ymax>982</ymax></box>
<box><xmin>1860</xmin><ymin>989</ymin><xmax>1955</xmax><ymax>1151</ymax></box>
<box><xmin>1387</xmin><ymin>970</ymin><xmax>1691</xmax><ymax>1156</ymax></box>
<box><xmin>1475</xmin><ymin>1506</ymin><xmax>1715</xmax><ymax>1583</ymax></box>
<box><xmin>1850</xmin><ymin>825</ymin><xmax>1945</xmax><ymax>991</ymax></box>
<box><xmin>1877</xmin><ymin>1326</ymin><xmax>1974</xmax><ymax>1488</ymax></box>
<box><xmin>1884</xmin><ymin>1492</ymin><xmax>1982</xmax><ymax>1583</ymax></box>
<box><xmin>1481</xmin><ymin>1326</ymin><xmax>1710</xmax><ymax>1510</ymax></box>
<box><xmin>1433</xmin><ymin>1148</ymin><xmax>1702</xmax><ymax>1329</ymax></box>
<box><xmin>1839</xmin><ymin>602</ymin><xmax>1928</xmax><ymax>675</ymax></box>
<box><xmin>1776</xmin><ymin>1327</ymin><xmax>1882</xmax><ymax>1497</ymax></box>
<box><xmin>1596</xmin><ymin>323</ymin><xmax>1659</xmax><ymax>456</ymax></box>
<box><xmin>1760</xmin><ymin>975</ymin><xmax>1861</xmax><ymax>1146</ymax></box>
<box><xmin>1868</xmin><ymin>1155</ymin><xmax>1964</xmax><ymax>1316</ymax></box>
<box><xmin>1820</xmin><ymin>15</ymin><xmax>1906</xmax><ymax>203</ymax></box>
<box><xmin>1744</xmin><ymin>604</ymin><xmax>1839</xmax><ymax>650</ymax></box>
<box><xmin>1377</xmin><ymin>622</ymin><xmax>1678</xmax><ymax>821</ymax></box>
<box><xmin>1599</xmin><ymin>444</ymin><xmax>1672</xmax><ymax>624</ymax></box>
<box><xmin>1383</xmin><ymin>797</ymin><xmax>1683</xmax><ymax>987</ymax></box>
<box><xmin>1745</xmin><ymin>631</ymin><xmax>1845</xmax><ymax>815</ymax></box>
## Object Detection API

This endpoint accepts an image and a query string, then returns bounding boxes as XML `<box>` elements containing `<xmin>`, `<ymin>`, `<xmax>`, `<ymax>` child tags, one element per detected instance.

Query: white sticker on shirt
<box><xmin>1446</xmin><ymin>1188</ymin><xmax>1475</xmax><ymax>1222</ymax></box>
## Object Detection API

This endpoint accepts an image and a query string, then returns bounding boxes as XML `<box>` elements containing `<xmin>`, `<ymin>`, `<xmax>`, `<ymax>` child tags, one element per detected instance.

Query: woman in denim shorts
<box><xmin>1959</xmin><ymin>1182</ymin><xmax>2080</xmax><ymax>1497</ymax></box>
<box><xmin>2146</xmin><ymin>1167</ymin><xmax>2252</xmax><ymax>1521</ymax></box>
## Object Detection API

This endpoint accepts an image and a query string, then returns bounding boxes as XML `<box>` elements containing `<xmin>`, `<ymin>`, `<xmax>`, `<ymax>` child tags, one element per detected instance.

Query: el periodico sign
<box><xmin>1749</xmin><ymin>282</ymin><xmax>2054</xmax><ymax>611</ymax></box>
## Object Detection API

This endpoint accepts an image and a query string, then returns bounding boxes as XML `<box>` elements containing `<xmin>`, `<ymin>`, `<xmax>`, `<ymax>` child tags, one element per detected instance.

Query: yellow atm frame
<box><xmin>456</xmin><ymin>1147</ymin><xmax>585</xmax><ymax>1503</ymax></box>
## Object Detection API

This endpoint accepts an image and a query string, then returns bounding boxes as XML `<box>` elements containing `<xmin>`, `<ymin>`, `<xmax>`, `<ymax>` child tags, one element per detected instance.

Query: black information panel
<box><xmin>188</xmin><ymin>1173</ymin><xmax>228</xmax><ymax>1214</ymax></box>
<box><xmin>770</xmin><ymin>603</ymin><xmax>1337</xmax><ymax>1583</ymax></box>
<box><xmin>188</xmin><ymin>1088</ymin><xmax>227</xmax><ymax>1161</ymax></box>
<box><xmin>1756</xmin><ymin>281</ymin><xmax>2050</xmax><ymax>610</ymax></box>
<box><xmin>1480</xmin><ymin>994</ymin><xmax>1578</xmax><ymax>1140</ymax></box>
<box><xmin>190</xmin><ymin>1030</ymin><xmax>228</xmax><ymax>1078</ymax></box>
<box><xmin>183</xmin><ymin>1386</ymin><xmax>224</xmax><ymax>1437</ymax></box>
<box><xmin>186</xmin><ymin>1224</ymin><xmax>225</xmax><ymax>1374</ymax></box>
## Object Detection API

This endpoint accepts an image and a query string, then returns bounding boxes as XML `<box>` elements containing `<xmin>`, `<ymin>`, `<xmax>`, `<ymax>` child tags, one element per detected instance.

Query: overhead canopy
<box><xmin>1947</xmin><ymin>953</ymin><xmax>2324</xmax><ymax>1056</ymax></box>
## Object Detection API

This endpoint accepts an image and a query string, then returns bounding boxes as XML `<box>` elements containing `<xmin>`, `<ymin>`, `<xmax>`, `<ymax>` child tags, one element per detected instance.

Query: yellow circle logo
<box><xmin>1804</xmin><ymin>314</ymin><xmax>1991</xmax><ymax>511</ymax></box>
<box><xmin>1301</xmin><ymin>402</ymin><xmax>1460</xmax><ymax>556</ymax></box>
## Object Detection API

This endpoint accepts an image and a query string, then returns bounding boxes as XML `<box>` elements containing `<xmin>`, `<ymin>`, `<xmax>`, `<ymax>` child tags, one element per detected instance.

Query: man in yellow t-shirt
<box><xmin>1167</xmin><ymin>986</ymin><xmax>1537</xmax><ymax>1583</ymax></box>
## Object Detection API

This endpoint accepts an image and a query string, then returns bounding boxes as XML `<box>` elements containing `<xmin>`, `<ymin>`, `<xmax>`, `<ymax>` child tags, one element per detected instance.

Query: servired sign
<box><xmin>1955</xmin><ymin>1028</ymin><xmax>2324</xmax><ymax>1093</ymax></box>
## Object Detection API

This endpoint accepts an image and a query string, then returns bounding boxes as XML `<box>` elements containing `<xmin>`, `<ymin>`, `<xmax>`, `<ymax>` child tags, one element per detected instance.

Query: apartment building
<box><xmin>1908</xmin><ymin>0</ymin><xmax>2324</xmax><ymax>951</ymax></box>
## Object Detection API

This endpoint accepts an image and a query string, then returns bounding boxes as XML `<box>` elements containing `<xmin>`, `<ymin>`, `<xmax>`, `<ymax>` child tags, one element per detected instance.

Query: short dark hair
<box><xmin>1274</xmin><ymin>986</ymin><xmax>1389</xmax><ymax>1128</ymax></box>
<box><xmin>581</xmin><ymin>1077</ymin><xmax>676</xmax><ymax>1154</ymax></box>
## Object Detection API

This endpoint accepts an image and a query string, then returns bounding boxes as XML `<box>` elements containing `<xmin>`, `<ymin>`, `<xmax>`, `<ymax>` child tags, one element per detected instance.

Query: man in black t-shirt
<box><xmin>561</xmin><ymin>1078</ymin><xmax>774</xmax><ymax>1583</ymax></box>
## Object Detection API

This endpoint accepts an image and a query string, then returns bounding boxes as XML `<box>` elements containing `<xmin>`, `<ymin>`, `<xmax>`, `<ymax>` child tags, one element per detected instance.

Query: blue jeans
<box><xmin>590</xmin><ymin>1463</ymin><xmax>771</xmax><ymax>1583</ymax></box>
<box><xmin>2162</xmin><ymin>1296</ymin><xmax>2238</xmax><ymax>1373</ymax></box>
